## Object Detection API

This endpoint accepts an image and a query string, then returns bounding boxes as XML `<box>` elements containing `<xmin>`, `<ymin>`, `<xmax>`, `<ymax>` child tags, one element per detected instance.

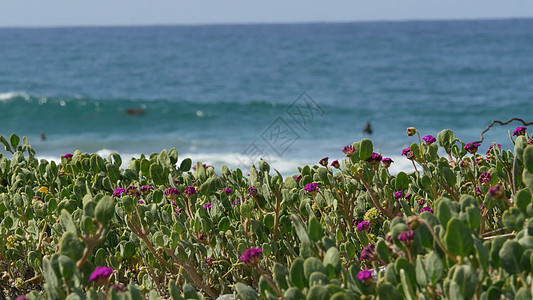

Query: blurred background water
<box><xmin>1</xmin><ymin>19</ymin><xmax>532</xmax><ymax>175</ymax></box>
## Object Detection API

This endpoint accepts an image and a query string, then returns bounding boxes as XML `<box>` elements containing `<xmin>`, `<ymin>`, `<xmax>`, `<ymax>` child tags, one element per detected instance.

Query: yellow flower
<box><xmin>38</xmin><ymin>186</ymin><xmax>49</xmax><ymax>195</ymax></box>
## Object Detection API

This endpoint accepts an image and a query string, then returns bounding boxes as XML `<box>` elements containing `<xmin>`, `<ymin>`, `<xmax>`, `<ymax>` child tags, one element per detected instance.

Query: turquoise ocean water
<box><xmin>1</xmin><ymin>19</ymin><xmax>533</xmax><ymax>175</ymax></box>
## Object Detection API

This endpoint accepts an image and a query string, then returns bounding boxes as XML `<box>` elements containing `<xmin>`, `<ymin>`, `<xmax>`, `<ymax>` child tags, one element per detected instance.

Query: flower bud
<box><xmin>513</xmin><ymin>126</ymin><xmax>527</xmax><ymax>137</ymax></box>
<box><xmin>464</xmin><ymin>142</ymin><xmax>481</xmax><ymax>154</ymax></box>
<box><xmin>382</xmin><ymin>157</ymin><xmax>393</xmax><ymax>168</ymax></box>
<box><xmin>342</xmin><ymin>145</ymin><xmax>356</xmax><ymax>157</ymax></box>
<box><xmin>247</xmin><ymin>186</ymin><xmax>258</xmax><ymax>198</ymax></box>
<box><xmin>406</xmin><ymin>127</ymin><xmax>417</xmax><ymax>136</ymax></box>
<box><xmin>406</xmin><ymin>216</ymin><xmax>419</xmax><ymax>230</ymax></box>
<box><xmin>331</xmin><ymin>160</ymin><xmax>340</xmax><ymax>169</ymax></box>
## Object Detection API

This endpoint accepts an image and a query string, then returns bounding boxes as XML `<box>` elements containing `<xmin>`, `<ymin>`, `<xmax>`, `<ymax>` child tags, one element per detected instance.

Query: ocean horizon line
<box><xmin>1</xmin><ymin>16</ymin><xmax>532</xmax><ymax>30</ymax></box>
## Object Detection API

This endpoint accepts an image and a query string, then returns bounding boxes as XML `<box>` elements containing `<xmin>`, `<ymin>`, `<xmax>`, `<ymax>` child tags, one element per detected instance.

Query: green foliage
<box><xmin>2</xmin><ymin>128</ymin><xmax>533</xmax><ymax>299</ymax></box>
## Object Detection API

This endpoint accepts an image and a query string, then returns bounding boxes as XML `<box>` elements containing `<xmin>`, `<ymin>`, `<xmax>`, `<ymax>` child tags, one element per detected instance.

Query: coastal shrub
<box><xmin>0</xmin><ymin>125</ymin><xmax>532</xmax><ymax>299</ymax></box>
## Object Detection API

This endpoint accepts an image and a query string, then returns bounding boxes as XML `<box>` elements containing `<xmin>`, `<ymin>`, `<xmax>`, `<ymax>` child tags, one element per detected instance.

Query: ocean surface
<box><xmin>1</xmin><ymin>19</ymin><xmax>533</xmax><ymax>175</ymax></box>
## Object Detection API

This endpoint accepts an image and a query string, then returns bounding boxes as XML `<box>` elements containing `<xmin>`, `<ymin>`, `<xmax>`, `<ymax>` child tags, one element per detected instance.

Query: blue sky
<box><xmin>1</xmin><ymin>0</ymin><xmax>532</xmax><ymax>27</ymax></box>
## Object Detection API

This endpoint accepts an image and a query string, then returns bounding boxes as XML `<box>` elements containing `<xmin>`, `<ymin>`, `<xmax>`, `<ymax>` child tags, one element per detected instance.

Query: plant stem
<box><xmin>255</xmin><ymin>265</ymin><xmax>286</xmax><ymax>299</ymax></box>
<box><xmin>418</xmin><ymin>219</ymin><xmax>459</xmax><ymax>264</ymax></box>
<box><xmin>481</xmin><ymin>227</ymin><xmax>507</xmax><ymax>237</ymax></box>
<box><xmin>359</xmin><ymin>179</ymin><xmax>392</xmax><ymax>219</ymax></box>
<box><xmin>76</xmin><ymin>225</ymin><xmax>104</xmax><ymax>269</ymax></box>
<box><xmin>439</xmin><ymin>182</ymin><xmax>460</xmax><ymax>202</ymax></box>
<box><xmin>273</xmin><ymin>194</ymin><xmax>280</xmax><ymax>241</ymax></box>
<box><xmin>483</xmin><ymin>233</ymin><xmax>515</xmax><ymax>240</ymax></box>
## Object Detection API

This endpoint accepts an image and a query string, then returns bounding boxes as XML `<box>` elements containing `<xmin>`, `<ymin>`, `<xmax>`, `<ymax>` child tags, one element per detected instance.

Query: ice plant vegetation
<box><xmin>1</xmin><ymin>124</ymin><xmax>533</xmax><ymax>299</ymax></box>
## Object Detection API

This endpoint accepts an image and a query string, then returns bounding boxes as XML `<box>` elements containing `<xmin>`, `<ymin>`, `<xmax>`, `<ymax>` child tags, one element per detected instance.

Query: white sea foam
<box><xmin>35</xmin><ymin>151</ymin><xmax>420</xmax><ymax>178</ymax></box>
<box><xmin>0</xmin><ymin>92</ymin><xmax>29</xmax><ymax>102</ymax></box>
<box><xmin>180</xmin><ymin>152</ymin><xmax>309</xmax><ymax>176</ymax></box>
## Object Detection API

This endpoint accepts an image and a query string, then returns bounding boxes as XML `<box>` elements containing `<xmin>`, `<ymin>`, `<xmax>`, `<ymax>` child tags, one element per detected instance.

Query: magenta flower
<box><xmin>294</xmin><ymin>175</ymin><xmax>302</xmax><ymax>181</ymax></box>
<box><xmin>356</xmin><ymin>221</ymin><xmax>371</xmax><ymax>231</ymax></box>
<box><xmin>331</xmin><ymin>160</ymin><xmax>340</xmax><ymax>169</ymax></box>
<box><xmin>204</xmin><ymin>203</ymin><xmax>212</xmax><ymax>210</ymax></box>
<box><xmin>205</xmin><ymin>258</ymin><xmax>215</xmax><ymax>265</ymax></box>
<box><xmin>528</xmin><ymin>138</ymin><xmax>533</xmax><ymax>145</ymax></box>
<box><xmin>304</xmin><ymin>183</ymin><xmax>319</xmax><ymax>194</ymax></box>
<box><xmin>360</xmin><ymin>243</ymin><xmax>375</xmax><ymax>261</ymax></box>
<box><xmin>89</xmin><ymin>266</ymin><xmax>113</xmax><ymax>283</ymax></box>
<box><xmin>486</xmin><ymin>144</ymin><xmax>502</xmax><ymax>156</ymax></box>
<box><xmin>357</xmin><ymin>269</ymin><xmax>373</xmax><ymax>282</ymax></box>
<box><xmin>422</xmin><ymin>135</ymin><xmax>436</xmax><ymax>144</ymax></box>
<box><xmin>459</xmin><ymin>160</ymin><xmax>470</xmax><ymax>168</ymax></box>
<box><xmin>137</xmin><ymin>200</ymin><xmax>144</xmax><ymax>204</ymax></box>
<box><xmin>489</xmin><ymin>184</ymin><xmax>504</xmax><ymax>199</ymax></box>
<box><xmin>420</xmin><ymin>206</ymin><xmax>433</xmax><ymax>213</ymax></box>
<box><xmin>164</xmin><ymin>187</ymin><xmax>180</xmax><ymax>200</ymax></box>
<box><xmin>126</xmin><ymin>185</ymin><xmax>140</xmax><ymax>197</ymax></box>
<box><xmin>513</xmin><ymin>126</ymin><xmax>527</xmax><ymax>136</ymax></box>
<box><xmin>222</xmin><ymin>188</ymin><xmax>232</xmax><ymax>195</ymax></box>
<box><xmin>382</xmin><ymin>157</ymin><xmax>393</xmax><ymax>168</ymax></box>
<box><xmin>140</xmin><ymin>185</ymin><xmax>153</xmax><ymax>194</ymax></box>
<box><xmin>184</xmin><ymin>186</ymin><xmax>196</xmax><ymax>196</ymax></box>
<box><xmin>394</xmin><ymin>191</ymin><xmax>403</xmax><ymax>199</ymax></box>
<box><xmin>232</xmin><ymin>199</ymin><xmax>243</xmax><ymax>205</ymax></box>
<box><xmin>112</xmin><ymin>188</ymin><xmax>125</xmax><ymax>198</ymax></box>
<box><xmin>342</xmin><ymin>145</ymin><xmax>356</xmax><ymax>157</ymax></box>
<box><xmin>15</xmin><ymin>296</ymin><xmax>30</xmax><ymax>300</ymax></box>
<box><xmin>479</xmin><ymin>172</ymin><xmax>492</xmax><ymax>185</ymax></box>
<box><xmin>401</xmin><ymin>147</ymin><xmax>410</xmax><ymax>156</ymax></box>
<box><xmin>366</xmin><ymin>152</ymin><xmax>383</xmax><ymax>165</ymax></box>
<box><xmin>62</xmin><ymin>153</ymin><xmax>73</xmax><ymax>161</ymax></box>
<box><xmin>240</xmin><ymin>247</ymin><xmax>262</xmax><ymax>266</ymax></box>
<box><xmin>319</xmin><ymin>157</ymin><xmax>329</xmax><ymax>166</ymax></box>
<box><xmin>464</xmin><ymin>142</ymin><xmax>481</xmax><ymax>154</ymax></box>
<box><xmin>248</xmin><ymin>186</ymin><xmax>258</xmax><ymax>197</ymax></box>
<box><xmin>398</xmin><ymin>230</ymin><xmax>415</xmax><ymax>245</ymax></box>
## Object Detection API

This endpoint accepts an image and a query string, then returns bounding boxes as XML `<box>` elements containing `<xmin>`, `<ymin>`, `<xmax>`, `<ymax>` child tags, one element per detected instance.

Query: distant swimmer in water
<box><xmin>40</xmin><ymin>132</ymin><xmax>46</xmax><ymax>141</ymax></box>
<box><xmin>363</xmin><ymin>121</ymin><xmax>373</xmax><ymax>135</ymax></box>
<box><xmin>126</xmin><ymin>108</ymin><xmax>145</xmax><ymax>116</ymax></box>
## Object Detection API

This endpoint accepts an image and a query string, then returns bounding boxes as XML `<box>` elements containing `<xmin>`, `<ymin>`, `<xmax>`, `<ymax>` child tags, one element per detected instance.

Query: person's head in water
<box><xmin>364</xmin><ymin>121</ymin><xmax>373</xmax><ymax>134</ymax></box>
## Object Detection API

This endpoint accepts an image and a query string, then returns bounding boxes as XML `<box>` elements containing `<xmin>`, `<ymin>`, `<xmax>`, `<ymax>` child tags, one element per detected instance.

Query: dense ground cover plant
<box><xmin>0</xmin><ymin>125</ymin><xmax>533</xmax><ymax>299</ymax></box>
